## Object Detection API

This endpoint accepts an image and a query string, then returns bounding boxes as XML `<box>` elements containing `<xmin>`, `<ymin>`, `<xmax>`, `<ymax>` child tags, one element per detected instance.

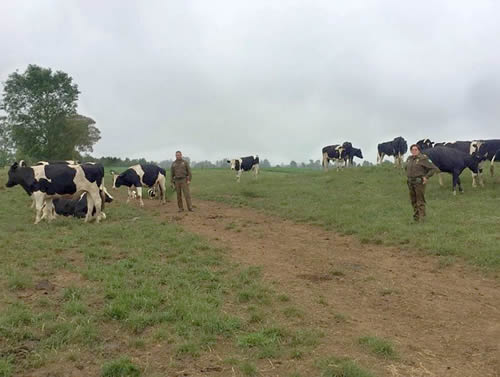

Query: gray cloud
<box><xmin>1</xmin><ymin>0</ymin><xmax>499</xmax><ymax>164</ymax></box>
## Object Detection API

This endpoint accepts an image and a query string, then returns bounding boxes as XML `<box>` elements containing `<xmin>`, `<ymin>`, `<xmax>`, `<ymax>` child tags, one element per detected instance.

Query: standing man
<box><xmin>406</xmin><ymin>144</ymin><xmax>439</xmax><ymax>222</ymax></box>
<box><xmin>170</xmin><ymin>151</ymin><xmax>193</xmax><ymax>212</ymax></box>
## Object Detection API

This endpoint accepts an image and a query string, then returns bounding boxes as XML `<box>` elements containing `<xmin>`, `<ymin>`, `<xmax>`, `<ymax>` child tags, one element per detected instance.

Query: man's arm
<box><xmin>186</xmin><ymin>162</ymin><xmax>192</xmax><ymax>182</ymax></box>
<box><xmin>422</xmin><ymin>159</ymin><xmax>439</xmax><ymax>179</ymax></box>
<box><xmin>170</xmin><ymin>163</ymin><xmax>175</xmax><ymax>182</ymax></box>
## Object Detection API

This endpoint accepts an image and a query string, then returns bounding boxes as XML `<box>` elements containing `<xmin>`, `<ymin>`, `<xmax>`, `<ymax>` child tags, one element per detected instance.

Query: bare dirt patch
<box><xmin>159</xmin><ymin>199</ymin><xmax>500</xmax><ymax>377</ymax></box>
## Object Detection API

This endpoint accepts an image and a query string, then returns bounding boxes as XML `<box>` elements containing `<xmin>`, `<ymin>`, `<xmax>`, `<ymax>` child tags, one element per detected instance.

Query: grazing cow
<box><xmin>227</xmin><ymin>156</ymin><xmax>259</xmax><ymax>182</ymax></box>
<box><xmin>322</xmin><ymin>145</ymin><xmax>346</xmax><ymax>171</ymax></box>
<box><xmin>377</xmin><ymin>137</ymin><xmax>408</xmax><ymax>168</ymax></box>
<box><xmin>422</xmin><ymin>147</ymin><xmax>480</xmax><ymax>195</ymax></box>
<box><xmin>111</xmin><ymin>164</ymin><xmax>166</xmax><ymax>206</ymax></box>
<box><xmin>6</xmin><ymin>162</ymin><xmax>104</xmax><ymax>223</ymax></box>
<box><xmin>52</xmin><ymin>187</ymin><xmax>113</xmax><ymax>219</ymax></box>
<box><xmin>471</xmin><ymin>139</ymin><xmax>500</xmax><ymax>177</ymax></box>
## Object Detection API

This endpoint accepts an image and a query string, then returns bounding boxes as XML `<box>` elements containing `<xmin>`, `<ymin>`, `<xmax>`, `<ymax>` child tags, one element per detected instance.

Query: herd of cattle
<box><xmin>3</xmin><ymin>137</ymin><xmax>499</xmax><ymax>223</ymax></box>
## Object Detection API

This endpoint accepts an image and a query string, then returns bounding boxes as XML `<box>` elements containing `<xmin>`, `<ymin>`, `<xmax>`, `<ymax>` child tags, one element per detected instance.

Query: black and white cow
<box><xmin>377</xmin><ymin>137</ymin><xmax>407</xmax><ymax>168</ymax></box>
<box><xmin>53</xmin><ymin>187</ymin><xmax>113</xmax><ymax>219</ymax></box>
<box><xmin>111</xmin><ymin>164</ymin><xmax>166</xmax><ymax>206</ymax></box>
<box><xmin>322</xmin><ymin>145</ymin><xmax>346</xmax><ymax>171</ymax></box>
<box><xmin>6</xmin><ymin>162</ymin><xmax>104</xmax><ymax>224</ymax></box>
<box><xmin>471</xmin><ymin>139</ymin><xmax>500</xmax><ymax>177</ymax></box>
<box><xmin>418</xmin><ymin>140</ymin><xmax>484</xmax><ymax>187</ymax></box>
<box><xmin>227</xmin><ymin>156</ymin><xmax>259</xmax><ymax>182</ymax></box>
<box><xmin>422</xmin><ymin>146</ymin><xmax>481</xmax><ymax>195</ymax></box>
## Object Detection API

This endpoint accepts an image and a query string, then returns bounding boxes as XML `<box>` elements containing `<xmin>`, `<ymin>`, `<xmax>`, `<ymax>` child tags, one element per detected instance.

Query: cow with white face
<box><xmin>6</xmin><ymin>162</ymin><xmax>104</xmax><ymax>224</ymax></box>
<box><xmin>111</xmin><ymin>164</ymin><xmax>166</xmax><ymax>206</ymax></box>
<box><xmin>227</xmin><ymin>156</ymin><xmax>259</xmax><ymax>182</ymax></box>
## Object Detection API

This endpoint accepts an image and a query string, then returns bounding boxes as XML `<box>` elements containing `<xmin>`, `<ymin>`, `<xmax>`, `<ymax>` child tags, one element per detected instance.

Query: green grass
<box><xmin>0</xmin><ymin>169</ymin><xmax>347</xmax><ymax>375</ymax></box>
<box><xmin>191</xmin><ymin>166</ymin><xmax>500</xmax><ymax>269</ymax></box>
<box><xmin>101</xmin><ymin>356</ymin><xmax>141</xmax><ymax>377</ymax></box>
<box><xmin>317</xmin><ymin>357</ymin><xmax>376</xmax><ymax>377</ymax></box>
<box><xmin>358</xmin><ymin>336</ymin><xmax>398</xmax><ymax>360</ymax></box>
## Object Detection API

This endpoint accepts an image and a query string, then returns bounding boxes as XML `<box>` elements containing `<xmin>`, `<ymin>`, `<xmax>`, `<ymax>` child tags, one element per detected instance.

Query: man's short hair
<box><xmin>410</xmin><ymin>144</ymin><xmax>420</xmax><ymax>151</ymax></box>
<box><xmin>175</xmin><ymin>150</ymin><xmax>182</xmax><ymax>154</ymax></box>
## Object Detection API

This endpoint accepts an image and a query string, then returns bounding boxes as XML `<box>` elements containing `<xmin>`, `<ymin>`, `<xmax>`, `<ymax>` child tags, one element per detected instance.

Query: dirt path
<box><xmin>161</xmin><ymin>199</ymin><xmax>500</xmax><ymax>377</ymax></box>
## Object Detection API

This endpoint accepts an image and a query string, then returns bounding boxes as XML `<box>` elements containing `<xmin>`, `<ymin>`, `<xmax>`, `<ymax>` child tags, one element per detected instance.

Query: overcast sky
<box><xmin>1</xmin><ymin>1</ymin><xmax>499</xmax><ymax>164</ymax></box>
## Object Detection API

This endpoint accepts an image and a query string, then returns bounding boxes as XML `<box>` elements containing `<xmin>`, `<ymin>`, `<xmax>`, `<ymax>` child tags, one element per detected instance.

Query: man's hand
<box><xmin>187</xmin><ymin>179</ymin><xmax>191</xmax><ymax>185</ymax></box>
<box><xmin>422</xmin><ymin>177</ymin><xmax>428</xmax><ymax>184</ymax></box>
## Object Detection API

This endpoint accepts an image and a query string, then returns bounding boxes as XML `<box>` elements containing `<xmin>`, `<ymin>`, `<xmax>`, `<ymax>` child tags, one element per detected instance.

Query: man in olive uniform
<box><xmin>406</xmin><ymin>144</ymin><xmax>439</xmax><ymax>222</ymax></box>
<box><xmin>170</xmin><ymin>151</ymin><xmax>193</xmax><ymax>212</ymax></box>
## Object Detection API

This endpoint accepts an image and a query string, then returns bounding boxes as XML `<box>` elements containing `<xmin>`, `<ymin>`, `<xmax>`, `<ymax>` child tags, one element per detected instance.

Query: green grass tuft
<box><xmin>101</xmin><ymin>356</ymin><xmax>141</xmax><ymax>377</ymax></box>
<box><xmin>358</xmin><ymin>335</ymin><xmax>398</xmax><ymax>359</ymax></box>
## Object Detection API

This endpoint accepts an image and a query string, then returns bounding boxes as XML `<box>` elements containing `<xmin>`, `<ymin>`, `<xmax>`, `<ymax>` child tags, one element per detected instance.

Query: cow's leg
<box><xmin>44</xmin><ymin>198</ymin><xmax>56</xmax><ymax>221</ymax></box>
<box><xmin>126</xmin><ymin>187</ymin><xmax>132</xmax><ymax>203</ymax></box>
<box><xmin>490</xmin><ymin>155</ymin><xmax>496</xmax><ymax>177</ymax></box>
<box><xmin>438</xmin><ymin>173</ymin><xmax>444</xmax><ymax>187</ymax></box>
<box><xmin>322</xmin><ymin>153</ymin><xmax>329</xmax><ymax>171</ymax></box>
<box><xmin>457</xmin><ymin>176</ymin><xmax>464</xmax><ymax>193</ymax></box>
<box><xmin>236</xmin><ymin>170</ymin><xmax>242</xmax><ymax>183</ymax></box>
<box><xmin>136</xmin><ymin>186</ymin><xmax>144</xmax><ymax>206</ymax></box>
<box><xmin>254</xmin><ymin>164</ymin><xmax>259</xmax><ymax>179</ymax></box>
<box><xmin>30</xmin><ymin>196</ymin><xmax>35</xmax><ymax>209</ymax></box>
<box><xmin>87</xmin><ymin>190</ymin><xmax>102</xmax><ymax>223</ymax></box>
<box><xmin>158</xmin><ymin>176</ymin><xmax>166</xmax><ymax>204</ymax></box>
<box><xmin>33</xmin><ymin>194</ymin><xmax>45</xmax><ymax>224</ymax></box>
<box><xmin>452</xmin><ymin>172</ymin><xmax>459</xmax><ymax>196</ymax></box>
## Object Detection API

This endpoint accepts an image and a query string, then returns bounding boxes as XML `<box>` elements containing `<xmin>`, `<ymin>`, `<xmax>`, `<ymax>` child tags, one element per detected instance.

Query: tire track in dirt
<box><xmin>162</xmin><ymin>199</ymin><xmax>500</xmax><ymax>377</ymax></box>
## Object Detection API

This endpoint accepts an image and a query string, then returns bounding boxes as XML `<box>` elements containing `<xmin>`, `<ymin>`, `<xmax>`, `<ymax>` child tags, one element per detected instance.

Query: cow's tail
<box><xmin>491</xmin><ymin>154</ymin><xmax>496</xmax><ymax>177</ymax></box>
<box><xmin>159</xmin><ymin>167</ymin><xmax>167</xmax><ymax>177</ymax></box>
<box><xmin>254</xmin><ymin>155</ymin><xmax>259</xmax><ymax>164</ymax></box>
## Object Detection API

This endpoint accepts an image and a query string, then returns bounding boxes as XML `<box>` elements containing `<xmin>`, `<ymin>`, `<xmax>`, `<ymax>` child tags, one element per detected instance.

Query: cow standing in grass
<box><xmin>377</xmin><ymin>136</ymin><xmax>407</xmax><ymax>168</ymax></box>
<box><xmin>227</xmin><ymin>156</ymin><xmax>259</xmax><ymax>182</ymax></box>
<box><xmin>322</xmin><ymin>145</ymin><xmax>346</xmax><ymax>171</ymax></box>
<box><xmin>111</xmin><ymin>164</ymin><xmax>166</xmax><ymax>206</ymax></box>
<box><xmin>422</xmin><ymin>147</ymin><xmax>481</xmax><ymax>195</ymax></box>
<box><xmin>6</xmin><ymin>162</ymin><xmax>104</xmax><ymax>224</ymax></box>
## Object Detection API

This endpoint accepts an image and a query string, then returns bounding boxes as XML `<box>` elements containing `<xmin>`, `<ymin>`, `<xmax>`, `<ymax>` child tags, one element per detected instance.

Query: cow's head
<box><xmin>352</xmin><ymin>148</ymin><xmax>363</xmax><ymax>159</ymax></box>
<box><xmin>6</xmin><ymin>162</ymin><xmax>20</xmax><ymax>187</ymax></box>
<box><xmin>110</xmin><ymin>171</ymin><xmax>121</xmax><ymax>189</ymax></box>
<box><xmin>148</xmin><ymin>187</ymin><xmax>157</xmax><ymax>198</ymax></box>
<box><xmin>416</xmin><ymin>139</ymin><xmax>433</xmax><ymax>150</ymax></box>
<box><xmin>470</xmin><ymin>141</ymin><xmax>485</xmax><ymax>157</ymax></box>
<box><xmin>227</xmin><ymin>159</ymin><xmax>240</xmax><ymax>170</ymax></box>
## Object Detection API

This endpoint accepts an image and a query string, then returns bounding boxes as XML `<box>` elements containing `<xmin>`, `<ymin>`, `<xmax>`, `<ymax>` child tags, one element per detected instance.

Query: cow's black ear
<box><xmin>227</xmin><ymin>160</ymin><xmax>230</xmax><ymax>163</ymax></box>
<box><xmin>11</xmin><ymin>162</ymin><xmax>18</xmax><ymax>170</ymax></box>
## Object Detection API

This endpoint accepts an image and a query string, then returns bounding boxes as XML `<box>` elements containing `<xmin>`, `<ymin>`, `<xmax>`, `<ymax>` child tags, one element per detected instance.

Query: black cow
<box><xmin>422</xmin><ymin>146</ymin><xmax>480</xmax><ymax>195</ymax></box>
<box><xmin>227</xmin><ymin>156</ymin><xmax>259</xmax><ymax>182</ymax></box>
<box><xmin>111</xmin><ymin>164</ymin><xmax>166</xmax><ymax>206</ymax></box>
<box><xmin>53</xmin><ymin>187</ymin><xmax>113</xmax><ymax>219</ymax></box>
<box><xmin>471</xmin><ymin>139</ymin><xmax>500</xmax><ymax>177</ymax></box>
<box><xmin>345</xmin><ymin>147</ymin><xmax>363</xmax><ymax>166</ymax></box>
<box><xmin>377</xmin><ymin>137</ymin><xmax>407</xmax><ymax>168</ymax></box>
<box><xmin>6</xmin><ymin>162</ymin><xmax>104</xmax><ymax>223</ymax></box>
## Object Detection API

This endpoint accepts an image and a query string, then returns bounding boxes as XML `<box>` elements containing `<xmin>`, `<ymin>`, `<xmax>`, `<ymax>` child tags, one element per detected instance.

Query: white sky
<box><xmin>1</xmin><ymin>0</ymin><xmax>499</xmax><ymax>164</ymax></box>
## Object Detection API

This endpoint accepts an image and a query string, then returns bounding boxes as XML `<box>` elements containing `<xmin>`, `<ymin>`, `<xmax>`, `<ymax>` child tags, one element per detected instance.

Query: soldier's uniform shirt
<box><xmin>405</xmin><ymin>153</ymin><xmax>439</xmax><ymax>221</ymax></box>
<box><xmin>170</xmin><ymin>159</ymin><xmax>193</xmax><ymax>211</ymax></box>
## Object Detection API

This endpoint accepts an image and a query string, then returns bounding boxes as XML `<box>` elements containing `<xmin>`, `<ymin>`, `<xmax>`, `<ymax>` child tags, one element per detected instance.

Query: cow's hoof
<box><xmin>453</xmin><ymin>191</ymin><xmax>457</xmax><ymax>196</ymax></box>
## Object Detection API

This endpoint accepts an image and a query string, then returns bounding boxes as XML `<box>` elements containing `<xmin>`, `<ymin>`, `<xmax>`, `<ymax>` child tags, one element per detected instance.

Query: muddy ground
<box><xmin>162</xmin><ymin>199</ymin><xmax>500</xmax><ymax>377</ymax></box>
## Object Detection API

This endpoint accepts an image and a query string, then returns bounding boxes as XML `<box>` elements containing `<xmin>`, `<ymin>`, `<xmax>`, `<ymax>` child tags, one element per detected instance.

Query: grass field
<box><xmin>0</xmin><ymin>168</ymin><xmax>375</xmax><ymax>376</ymax></box>
<box><xmin>192</xmin><ymin>165</ymin><xmax>500</xmax><ymax>269</ymax></box>
<box><xmin>1</xmin><ymin>164</ymin><xmax>499</xmax><ymax>376</ymax></box>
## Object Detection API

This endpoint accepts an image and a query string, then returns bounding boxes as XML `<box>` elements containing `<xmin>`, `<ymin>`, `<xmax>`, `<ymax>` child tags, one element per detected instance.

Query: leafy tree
<box><xmin>289</xmin><ymin>160</ymin><xmax>297</xmax><ymax>168</ymax></box>
<box><xmin>0</xmin><ymin>116</ymin><xmax>14</xmax><ymax>167</ymax></box>
<box><xmin>1</xmin><ymin>64</ymin><xmax>100</xmax><ymax>160</ymax></box>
